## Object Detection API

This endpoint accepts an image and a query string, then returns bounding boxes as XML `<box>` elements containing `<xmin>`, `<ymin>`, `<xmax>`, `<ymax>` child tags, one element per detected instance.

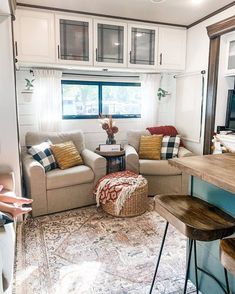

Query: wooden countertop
<box><xmin>169</xmin><ymin>153</ymin><xmax>235</xmax><ymax>194</ymax></box>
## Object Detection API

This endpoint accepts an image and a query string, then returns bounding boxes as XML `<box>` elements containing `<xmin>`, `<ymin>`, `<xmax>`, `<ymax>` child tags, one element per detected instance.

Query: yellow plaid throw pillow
<box><xmin>139</xmin><ymin>135</ymin><xmax>163</xmax><ymax>160</ymax></box>
<box><xmin>50</xmin><ymin>141</ymin><xmax>83</xmax><ymax>170</ymax></box>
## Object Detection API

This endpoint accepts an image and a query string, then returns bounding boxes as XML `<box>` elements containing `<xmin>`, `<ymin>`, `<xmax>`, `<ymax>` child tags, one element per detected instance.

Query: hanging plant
<box><xmin>157</xmin><ymin>87</ymin><xmax>168</xmax><ymax>100</ymax></box>
<box><xmin>25</xmin><ymin>78</ymin><xmax>35</xmax><ymax>91</ymax></box>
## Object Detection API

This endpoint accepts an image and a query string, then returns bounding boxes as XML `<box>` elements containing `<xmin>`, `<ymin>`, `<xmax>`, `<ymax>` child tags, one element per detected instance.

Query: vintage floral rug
<box><xmin>14</xmin><ymin>199</ymin><xmax>195</xmax><ymax>294</ymax></box>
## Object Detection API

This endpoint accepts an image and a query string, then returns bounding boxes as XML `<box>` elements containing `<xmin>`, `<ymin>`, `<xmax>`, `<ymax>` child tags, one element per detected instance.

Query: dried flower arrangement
<box><xmin>99</xmin><ymin>114</ymin><xmax>119</xmax><ymax>144</ymax></box>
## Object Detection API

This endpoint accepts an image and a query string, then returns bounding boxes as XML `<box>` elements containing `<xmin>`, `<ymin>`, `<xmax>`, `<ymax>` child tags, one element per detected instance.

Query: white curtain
<box><xmin>140</xmin><ymin>73</ymin><xmax>160</xmax><ymax>128</ymax></box>
<box><xmin>33</xmin><ymin>69</ymin><xmax>62</xmax><ymax>132</ymax></box>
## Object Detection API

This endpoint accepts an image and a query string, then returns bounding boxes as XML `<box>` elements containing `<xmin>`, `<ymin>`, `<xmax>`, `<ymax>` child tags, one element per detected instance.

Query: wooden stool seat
<box><xmin>220</xmin><ymin>238</ymin><xmax>235</xmax><ymax>276</ymax></box>
<box><xmin>155</xmin><ymin>195</ymin><xmax>235</xmax><ymax>241</ymax></box>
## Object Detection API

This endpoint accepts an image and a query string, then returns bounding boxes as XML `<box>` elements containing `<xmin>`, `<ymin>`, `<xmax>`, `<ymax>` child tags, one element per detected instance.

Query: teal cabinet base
<box><xmin>189</xmin><ymin>177</ymin><xmax>235</xmax><ymax>294</ymax></box>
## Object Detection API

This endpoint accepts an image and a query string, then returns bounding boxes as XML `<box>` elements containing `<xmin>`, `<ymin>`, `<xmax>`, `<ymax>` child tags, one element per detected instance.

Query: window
<box><xmin>62</xmin><ymin>80</ymin><xmax>141</xmax><ymax>119</ymax></box>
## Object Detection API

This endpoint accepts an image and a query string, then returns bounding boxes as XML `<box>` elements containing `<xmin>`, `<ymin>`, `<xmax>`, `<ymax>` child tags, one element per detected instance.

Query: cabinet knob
<box><xmin>160</xmin><ymin>53</ymin><xmax>163</xmax><ymax>65</ymax></box>
<box><xmin>15</xmin><ymin>41</ymin><xmax>18</xmax><ymax>57</ymax></box>
<box><xmin>57</xmin><ymin>45</ymin><xmax>60</xmax><ymax>59</ymax></box>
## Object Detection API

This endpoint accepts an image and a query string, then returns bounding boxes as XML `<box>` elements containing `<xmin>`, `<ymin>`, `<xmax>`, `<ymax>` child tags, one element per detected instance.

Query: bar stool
<box><xmin>220</xmin><ymin>238</ymin><xmax>235</xmax><ymax>293</ymax></box>
<box><xmin>150</xmin><ymin>195</ymin><xmax>235</xmax><ymax>294</ymax></box>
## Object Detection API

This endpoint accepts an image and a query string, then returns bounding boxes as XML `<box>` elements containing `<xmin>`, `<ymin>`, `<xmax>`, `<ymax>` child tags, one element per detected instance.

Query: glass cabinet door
<box><xmin>129</xmin><ymin>26</ymin><xmax>156</xmax><ymax>67</ymax></box>
<box><xmin>228</xmin><ymin>40</ymin><xmax>235</xmax><ymax>71</ymax></box>
<box><xmin>95</xmin><ymin>21</ymin><xmax>126</xmax><ymax>66</ymax></box>
<box><xmin>57</xmin><ymin>16</ymin><xmax>92</xmax><ymax>64</ymax></box>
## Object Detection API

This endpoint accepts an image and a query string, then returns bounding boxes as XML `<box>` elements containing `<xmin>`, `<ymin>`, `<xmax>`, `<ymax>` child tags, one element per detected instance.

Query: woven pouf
<box><xmin>95</xmin><ymin>171</ymin><xmax>148</xmax><ymax>217</ymax></box>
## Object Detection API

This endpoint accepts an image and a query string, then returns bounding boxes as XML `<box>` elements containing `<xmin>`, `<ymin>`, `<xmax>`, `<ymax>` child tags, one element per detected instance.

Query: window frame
<box><xmin>61</xmin><ymin>80</ymin><xmax>141</xmax><ymax>119</ymax></box>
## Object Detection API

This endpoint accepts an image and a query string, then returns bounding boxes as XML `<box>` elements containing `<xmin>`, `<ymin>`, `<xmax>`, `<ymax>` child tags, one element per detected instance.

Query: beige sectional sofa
<box><xmin>22</xmin><ymin>131</ymin><xmax>106</xmax><ymax>217</ymax></box>
<box><xmin>125</xmin><ymin>130</ymin><xmax>193</xmax><ymax>196</ymax></box>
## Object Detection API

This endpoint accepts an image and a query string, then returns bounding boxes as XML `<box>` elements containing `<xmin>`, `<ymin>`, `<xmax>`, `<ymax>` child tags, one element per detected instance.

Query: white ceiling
<box><xmin>17</xmin><ymin>0</ymin><xmax>234</xmax><ymax>26</ymax></box>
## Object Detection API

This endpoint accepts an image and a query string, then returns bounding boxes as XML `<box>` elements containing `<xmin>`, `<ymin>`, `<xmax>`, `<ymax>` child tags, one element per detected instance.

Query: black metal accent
<box><xmin>183</xmin><ymin>239</ymin><xmax>193</xmax><ymax>294</ymax></box>
<box><xmin>160</xmin><ymin>53</ymin><xmax>162</xmax><ymax>65</ymax></box>
<box><xmin>190</xmin><ymin>176</ymin><xmax>194</xmax><ymax>197</ymax></box>
<box><xmin>224</xmin><ymin>268</ymin><xmax>230</xmax><ymax>294</ymax></box>
<box><xmin>193</xmin><ymin>240</ymin><xmax>199</xmax><ymax>294</ymax></box>
<box><xmin>196</xmin><ymin>266</ymin><xmax>229</xmax><ymax>294</ymax></box>
<box><xmin>149</xmin><ymin>221</ymin><xmax>169</xmax><ymax>294</ymax></box>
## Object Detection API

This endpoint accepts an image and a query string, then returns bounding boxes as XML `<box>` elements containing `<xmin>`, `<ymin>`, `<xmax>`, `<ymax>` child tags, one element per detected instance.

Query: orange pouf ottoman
<box><xmin>94</xmin><ymin>170</ymin><xmax>148</xmax><ymax>217</ymax></box>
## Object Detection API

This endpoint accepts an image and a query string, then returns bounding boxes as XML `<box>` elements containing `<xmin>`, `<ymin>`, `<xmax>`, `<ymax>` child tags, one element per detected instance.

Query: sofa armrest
<box><xmin>178</xmin><ymin>147</ymin><xmax>194</xmax><ymax>158</ymax></box>
<box><xmin>82</xmin><ymin>149</ymin><xmax>106</xmax><ymax>185</ymax></box>
<box><xmin>124</xmin><ymin>145</ymin><xmax>139</xmax><ymax>174</ymax></box>
<box><xmin>0</xmin><ymin>223</ymin><xmax>15</xmax><ymax>293</ymax></box>
<box><xmin>0</xmin><ymin>172</ymin><xmax>15</xmax><ymax>192</ymax></box>
<box><xmin>22</xmin><ymin>153</ymin><xmax>47</xmax><ymax>217</ymax></box>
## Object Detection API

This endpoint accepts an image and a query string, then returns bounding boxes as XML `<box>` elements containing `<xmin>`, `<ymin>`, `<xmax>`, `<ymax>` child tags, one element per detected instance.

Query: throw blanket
<box><xmin>94</xmin><ymin>171</ymin><xmax>147</xmax><ymax>215</ymax></box>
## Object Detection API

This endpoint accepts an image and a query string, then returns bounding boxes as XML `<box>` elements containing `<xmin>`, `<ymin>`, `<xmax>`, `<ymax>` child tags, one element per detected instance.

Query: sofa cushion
<box><xmin>147</xmin><ymin>125</ymin><xmax>185</xmax><ymax>147</ymax></box>
<box><xmin>127</xmin><ymin>130</ymin><xmax>150</xmax><ymax>152</ymax></box>
<box><xmin>161</xmin><ymin>135</ymin><xmax>180</xmax><ymax>159</ymax></box>
<box><xmin>139</xmin><ymin>135</ymin><xmax>163</xmax><ymax>160</ymax></box>
<box><xmin>28</xmin><ymin>141</ymin><xmax>57</xmax><ymax>172</ymax></box>
<box><xmin>139</xmin><ymin>159</ymin><xmax>182</xmax><ymax>176</ymax></box>
<box><xmin>51</xmin><ymin>141</ymin><xmax>83</xmax><ymax>170</ymax></box>
<box><xmin>46</xmin><ymin>165</ymin><xmax>94</xmax><ymax>190</ymax></box>
<box><xmin>26</xmin><ymin>130</ymin><xmax>85</xmax><ymax>153</ymax></box>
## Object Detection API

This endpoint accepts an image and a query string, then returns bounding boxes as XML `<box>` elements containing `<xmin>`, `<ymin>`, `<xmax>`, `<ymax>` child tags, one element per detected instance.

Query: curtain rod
<box><xmin>174</xmin><ymin>70</ymin><xmax>206</xmax><ymax>78</ymax></box>
<box><xmin>20</xmin><ymin>69</ymin><xmax>140</xmax><ymax>78</ymax></box>
<box><xmin>62</xmin><ymin>73</ymin><xmax>140</xmax><ymax>78</ymax></box>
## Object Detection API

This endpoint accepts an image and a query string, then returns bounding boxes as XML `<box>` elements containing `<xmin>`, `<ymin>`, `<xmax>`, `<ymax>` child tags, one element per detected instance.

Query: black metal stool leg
<box><xmin>224</xmin><ymin>268</ymin><xmax>230</xmax><ymax>294</ymax></box>
<box><xmin>183</xmin><ymin>239</ymin><xmax>193</xmax><ymax>294</ymax></box>
<box><xmin>193</xmin><ymin>240</ymin><xmax>199</xmax><ymax>294</ymax></box>
<box><xmin>149</xmin><ymin>221</ymin><xmax>169</xmax><ymax>294</ymax></box>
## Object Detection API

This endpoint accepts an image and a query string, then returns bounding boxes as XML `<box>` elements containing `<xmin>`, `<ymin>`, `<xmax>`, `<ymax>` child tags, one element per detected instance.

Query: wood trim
<box><xmin>16</xmin><ymin>2</ymin><xmax>187</xmax><ymax>28</ymax></box>
<box><xmin>203</xmin><ymin>15</ymin><xmax>235</xmax><ymax>155</ymax></box>
<box><xmin>188</xmin><ymin>2</ymin><xmax>235</xmax><ymax>29</ymax></box>
<box><xmin>207</xmin><ymin>15</ymin><xmax>235</xmax><ymax>38</ymax></box>
<box><xmin>203</xmin><ymin>37</ymin><xmax>220</xmax><ymax>155</ymax></box>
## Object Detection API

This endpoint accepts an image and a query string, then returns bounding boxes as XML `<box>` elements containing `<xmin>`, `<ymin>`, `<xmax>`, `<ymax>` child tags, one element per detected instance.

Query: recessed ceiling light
<box><xmin>150</xmin><ymin>0</ymin><xmax>166</xmax><ymax>3</ymax></box>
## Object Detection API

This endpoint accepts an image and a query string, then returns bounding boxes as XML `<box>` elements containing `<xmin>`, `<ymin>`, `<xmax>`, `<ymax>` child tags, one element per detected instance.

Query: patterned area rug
<box><xmin>14</xmin><ymin>200</ymin><xmax>195</xmax><ymax>294</ymax></box>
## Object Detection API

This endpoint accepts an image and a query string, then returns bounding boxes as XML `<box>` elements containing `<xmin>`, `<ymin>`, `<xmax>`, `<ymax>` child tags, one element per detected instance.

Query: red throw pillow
<box><xmin>146</xmin><ymin>126</ymin><xmax>185</xmax><ymax>147</ymax></box>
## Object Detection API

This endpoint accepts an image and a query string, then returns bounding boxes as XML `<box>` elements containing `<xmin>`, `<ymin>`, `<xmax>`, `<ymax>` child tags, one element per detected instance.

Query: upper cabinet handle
<box><xmin>57</xmin><ymin>45</ymin><xmax>60</xmax><ymax>59</ymax></box>
<box><xmin>15</xmin><ymin>41</ymin><xmax>18</xmax><ymax>57</ymax></box>
<box><xmin>160</xmin><ymin>53</ymin><xmax>163</xmax><ymax>65</ymax></box>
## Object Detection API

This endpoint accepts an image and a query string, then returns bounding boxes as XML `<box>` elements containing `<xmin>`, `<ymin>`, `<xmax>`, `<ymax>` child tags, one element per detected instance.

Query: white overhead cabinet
<box><xmin>158</xmin><ymin>27</ymin><xmax>186</xmax><ymax>71</ymax></box>
<box><xmin>94</xmin><ymin>19</ymin><xmax>127</xmax><ymax>67</ymax></box>
<box><xmin>225</xmin><ymin>33</ymin><xmax>235</xmax><ymax>75</ymax></box>
<box><xmin>55</xmin><ymin>15</ymin><xmax>93</xmax><ymax>65</ymax></box>
<box><xmin>14</xmin><ymin>8</ymin><xmax>187</xmax><ymax>72</ymax></box>
<box><xmin>14</xmin><ymin>9</ymin><xmax>55</xmax><ymax>63</ymax></box>
<box><xmin>128</xmin><ymin>24</ymin><xmax>158</xmax><ymax>69</ymax></box>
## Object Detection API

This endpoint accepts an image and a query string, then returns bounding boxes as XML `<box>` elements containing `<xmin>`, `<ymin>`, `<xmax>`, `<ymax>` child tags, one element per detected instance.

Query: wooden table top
<box><xmin>169</xmin><ymin>153</ymin><xmax>235</xmax><ymax>195</ymax></box>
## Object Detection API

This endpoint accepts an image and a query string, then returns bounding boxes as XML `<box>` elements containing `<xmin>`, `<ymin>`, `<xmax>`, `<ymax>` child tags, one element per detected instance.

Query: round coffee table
<box><xmin>95</xmin><ymin>147</ymin><xmax>125</xmax><ymax>174</ymax></box>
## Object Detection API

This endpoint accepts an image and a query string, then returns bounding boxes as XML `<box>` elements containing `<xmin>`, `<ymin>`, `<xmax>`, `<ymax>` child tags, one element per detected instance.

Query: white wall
<box><xmin>16</xmin><ymin>71</ymin><xmax>176</xmax><ymax>150</ymax></box>
<box><xmin>0</xmin><ymin>16</ymin><xmax>21</xmax><ymax>196</ymax></box>
<box><xmin>178</xmin><ymin>5</ymin><xmax>235</xmax><ymax>154</ymax></box>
